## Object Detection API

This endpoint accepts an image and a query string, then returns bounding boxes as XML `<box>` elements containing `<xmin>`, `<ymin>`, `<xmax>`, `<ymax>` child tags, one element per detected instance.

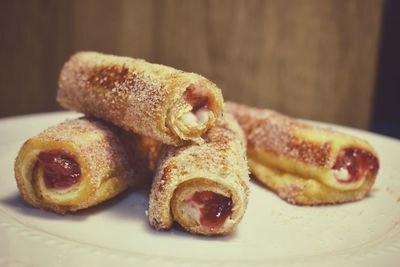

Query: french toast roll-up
<box><xmin>148</xmin><ymin>114</ymin><xmax>250</xmax><ymax>236</ymax></box>
<box><xmin>57</xmin><ymin>51</ymin><xmax>224</xmax><ymax>145</ymax></box>
<box><xmin>14</xmin><ymin>117</ymin><xmax>158</xmax><ymax>214</ymax></box>
<box><xmin>226</xmin><ymin>102</ymin><xmax>379</xmax><ymax>205</ymax></box>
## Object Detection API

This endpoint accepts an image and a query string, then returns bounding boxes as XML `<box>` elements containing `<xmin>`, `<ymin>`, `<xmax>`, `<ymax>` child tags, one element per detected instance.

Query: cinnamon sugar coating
<box><xmin>57</xmin><ymin>51</ymin><xmax>224</xmax><ymax>145</ymax></box>
<box><xmin>226</xmin><ymin>102</ymin><xmax>379</xmax><ymax>205</ymax></box>
<box><xmin>148</xmin><ymin>114</ymin><xmax>250</xmax><ymax>236</ymax></box>
<box><xmin>226</xmin><ymin>102</ymin><xmax>333</xmax><ymax>167</ymax></box>
<box><xmin>14</xmin><ymin>117</ymin><xmax>158</xmax><ymax>214</ymax></box>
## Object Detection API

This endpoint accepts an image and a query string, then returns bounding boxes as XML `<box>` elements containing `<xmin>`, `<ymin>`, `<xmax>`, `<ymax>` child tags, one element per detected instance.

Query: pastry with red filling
<box><xmin>148</xmin><ymin>115</ymin><xmax>250</xmax><ymax>235</ymax></box>
<box><xmin>57</xmin><ymin>51</ymin><xmax>224</xmax><ymax>145</ymax></box>
<box><xmin>14</xmin><ymin>117</ymin><xmax>158</xmax><ymax>214</ymax></box>
<box><xmin>226</xmin><ymin>102</ymin><xmax>379</xmax><ymax>205</ymax></box>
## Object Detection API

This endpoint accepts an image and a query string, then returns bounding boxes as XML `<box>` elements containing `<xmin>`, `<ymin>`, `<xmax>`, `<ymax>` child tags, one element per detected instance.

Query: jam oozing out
<box><xmin>332</xmin><ymin>147</ymin><xmax>379</xmax><ymax>183</ymax></box>
<box><xmin>184</xmin><ymin>86</ymin><xmax>210</xmax><ymax>113</ymax></box>
<box><xmin>191</xmin><ymin>191</ymin><xmax>232</xmax><ymax>228</ymax></box>
<box><xmin>38</xmin><ymin>150</ymin><xmax>81</xmax><ymax>189</ymax></box>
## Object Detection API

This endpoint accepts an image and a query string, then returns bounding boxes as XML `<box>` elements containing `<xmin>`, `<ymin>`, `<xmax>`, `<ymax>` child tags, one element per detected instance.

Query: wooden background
<box><xmin>0</xmin><ymin>0</ymin><xmax>383</xmax><ymax>129</ymax></box>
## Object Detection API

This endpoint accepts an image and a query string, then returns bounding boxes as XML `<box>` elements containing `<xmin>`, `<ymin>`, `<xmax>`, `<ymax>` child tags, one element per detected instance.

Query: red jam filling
<box><xmin>191</xmin><ymin>191</ymin><xmax>232</xmax><ymax>228</ymax></box>
<box><xmin>184</xmin><ymin>86</ymin><xmax>210</xmax><ymax>113</ymax></box>
<box><xmin>332</xmin><ymin>147</ymin><xmax>379</xmax><ymax>183</ymax></box>
<box><xmin>38</xmin><ymin>150</ymin><xmax>81</xmax><ymax>189</ymax></box>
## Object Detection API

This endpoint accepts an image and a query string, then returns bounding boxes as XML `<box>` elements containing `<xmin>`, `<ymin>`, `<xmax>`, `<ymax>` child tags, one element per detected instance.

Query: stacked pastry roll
<box><xmin>57</xmin><ymin>51</ymin><xmax>224</xmax><ymax>145</ymax></box>
<box><xmin>14</xmin><ymin>117</ymin><xmax>158</xmax><ymax>214</ymax></box>
<box><xmin>148</xmin><ymin>115</ymin><xmax>250</xmax><ymax>236</ymax></box>
<box><xmin>226</xmin><ymin>102</ymin><xmax>379</xmax><ymax>205</ymax></box>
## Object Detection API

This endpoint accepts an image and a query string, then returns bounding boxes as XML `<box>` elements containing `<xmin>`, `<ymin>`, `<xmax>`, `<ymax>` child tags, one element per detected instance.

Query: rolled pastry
<box><xmin>226</xmin><ymin>102</ymin><xmax>379</xmax><ymax>205</ymax></box>
<box><xmin>57</xmin><ymin>51</ymin><xmax>224</xmax><ymax>145</ymax></box>
<box><xmin>148</xmin><ymin>114</ymin><xmax>250</xmax><ymax>236</ymax></box>
<box><xmin>14</xmin><ymin>117</ymin><xmax>158</xmax><ymax>214</ymax></box>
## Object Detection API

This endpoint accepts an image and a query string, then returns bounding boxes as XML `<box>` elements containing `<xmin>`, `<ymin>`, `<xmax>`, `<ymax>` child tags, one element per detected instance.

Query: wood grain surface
<box><xmin>0</xmin><ymin>0</ymin><xmax>383</xmax><ymax>129</ymax></box>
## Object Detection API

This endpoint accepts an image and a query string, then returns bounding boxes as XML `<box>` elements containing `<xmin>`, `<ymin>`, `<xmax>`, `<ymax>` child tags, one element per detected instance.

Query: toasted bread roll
<box><xmin>148</xmin><ymin>115</ymin><xmax>250</xmax><ymax>236</ymax></box>
<box><xmin>14</xmin><ymin>117</ymin><xmax>159</xmax><ymax>214</ymax></box>
<box><xmin>226</xmin><ymin>102</ymin><xmax>379</xmax><ymax>205</ymax></box>
<box><xmin>57</xmin><ymin>51</ymin><xmax>224</xmax><ymax>145</ymax></box>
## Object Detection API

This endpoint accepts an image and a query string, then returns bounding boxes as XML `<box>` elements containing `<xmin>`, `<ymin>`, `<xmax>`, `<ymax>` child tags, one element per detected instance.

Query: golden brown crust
<box><xmin>57</xmin><ymin>51</ymin><xmax>224</xmax><ymax>145</ymax></box>
<box><xmin>226</xmin><ymin>102</ymin><xmax>335</xmax><ymax>167</ymax></box>
<box><xmin>14</xmin><ymin>117</ymin><xmax>158</xmax><ymax>214</ymax></box>
<box><xmin>249</xmin><ymin>157</ymin><xmax>375</xmax><ymax>205</ymax></box>
<box><xmin>148</xmin><ymin>114</ymin><xmax>250</xmax><ymax>236</ymax></box>
<box><xmin>226</xmin><ymin>102</ymin><xmax>379</xmax><ymax>205</ymax></box>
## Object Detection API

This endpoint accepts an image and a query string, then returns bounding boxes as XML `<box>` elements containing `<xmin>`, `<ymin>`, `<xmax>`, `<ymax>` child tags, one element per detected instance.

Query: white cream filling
<box><xmin>333</xmin><ymin>168</ymin><xmax>350</xmax><ymax>182</ymax></box>
<box><xmin>179</xmin><ymin>108</ymin><xmax>209</xmax><ymax>128</ymax></box>
<box><xmin>196</xmin><ymin>108</ymin><xmax>209</xmax><ymax>124</ymax></box>
<box><xmin>180</xmin><ymin>112</ymin><xmax>197</xmax><ymax>127</ymax></box>
<box><xmin>182</xmin><ymin>200</ymin><xmax>202</xmax><ymax>225</ymax></box>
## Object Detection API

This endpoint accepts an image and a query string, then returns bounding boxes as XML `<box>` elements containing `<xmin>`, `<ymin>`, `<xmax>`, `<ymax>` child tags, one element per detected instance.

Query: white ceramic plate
<box><xmin>1</xmin><ymin>112</ymin><xmax>399</xmax><ymax>267</ymax></box>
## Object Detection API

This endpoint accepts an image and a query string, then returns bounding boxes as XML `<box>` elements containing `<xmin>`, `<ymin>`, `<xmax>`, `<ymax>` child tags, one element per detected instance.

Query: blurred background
<box><xmin>0</xmin><ymin>0</ymin><xmax>398</xmax><ymax>138</ymax></box>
